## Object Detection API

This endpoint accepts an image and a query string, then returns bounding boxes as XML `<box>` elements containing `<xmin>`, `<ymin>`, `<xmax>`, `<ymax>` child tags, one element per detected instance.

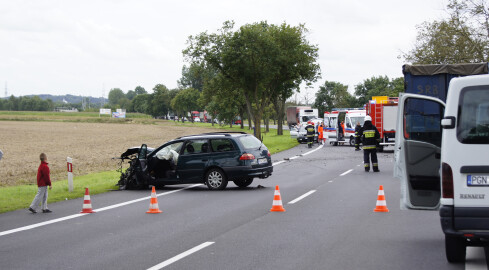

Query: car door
<box><xmin>394</xmin><ymin>93</ymin><xmax>445</xmax><ymax>210</ymax></box>
<box><xmin>135</xmin><ymin>144</ymin><xmax>150</xmax><ymax>184</ymax></box>
<box><xmin>177</xmin><ymin>139</ymin><xmax>211</xmax><ymax>182</ymax></box>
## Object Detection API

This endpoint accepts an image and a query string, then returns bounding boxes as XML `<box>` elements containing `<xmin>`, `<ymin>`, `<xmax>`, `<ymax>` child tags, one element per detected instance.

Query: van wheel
<box><xmin>445</xmin><ymin>235</ymin><xmax>466</xmax><ymax>263</ymax></box>
<box><xmin>333</xmin><ymin>142</ymin><xmax>338</xmax><ymax>146</ymax></box>
<box><xmin>205</xmin><ymin>168</ymin><xmax>228</xmax><ymax>190</ymax></box>
<box><xmin>233</xmin><ymin>178</ymin><xmax>253</xmax><ymax>188</ymax></box>
<box><xmin>349</xmin><ymin>136</ymin><xmax>354</xmax><ymax>146</ymax></box>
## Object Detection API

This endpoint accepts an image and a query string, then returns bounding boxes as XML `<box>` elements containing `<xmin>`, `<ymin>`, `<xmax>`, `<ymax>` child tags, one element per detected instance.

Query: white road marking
<box><xmin>466</xmin><ymin>247</ymin><xmax>488</xmax><ymax>270</ymax></box>
<box><xmin>272</xmin><ymin>160</ymin><xmax>286</xmax><ymax>166</ymax></box>
<box><xmin>289</xmin><ymin>156</ymin><xmax>300</xmax><ymax>160</ymax></box>
<box><xmin>328</xmin><ymin>181</ymin><xmax>333</xmax><ymax>183</ymax></box>
<box><xmin>0</xmin><ymin>184</ymin><xmax>202</xmax><ymax>237</ymax></box>
<box><xmin>340</xmin><ymin>169</ymin><xmax>353</xmax><ymax>176</ymax></box>
<box><xmin>147</xmin><ymin>242</ymin><xmax>215</xmax><ymax>270</ymax></box>
<box><xmin>302</xmin><ymin>144</ymin><xmax>324</xmax><ymax>156</ymax></box>
<box><xmin>288</xmin><ymin>190</ymin><xmax>316</xmax><ymax>204</ymax></box>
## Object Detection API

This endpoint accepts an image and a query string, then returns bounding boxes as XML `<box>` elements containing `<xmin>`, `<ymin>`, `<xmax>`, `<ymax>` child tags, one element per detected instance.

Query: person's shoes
<box><xmin>373</xmin><ymin>169</ymin><xmax>380</xmax><ymax>172</ymax></box>
<box><xmin>365</xmin><ymin>168</ymin><xmax>370</xmax><ymax>172</ymax></box>
<box><xmin>42</xmin><ymin>209</ymin><xmax>52</xmax><ymax>213</ymax></box>
<box><xmin>28</xmin><ymin>207</ymin><xmax>37</xmax><ymax>214</ymax></box>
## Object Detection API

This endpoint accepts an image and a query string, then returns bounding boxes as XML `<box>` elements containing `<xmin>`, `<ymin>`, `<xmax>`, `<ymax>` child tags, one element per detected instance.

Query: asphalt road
<box><xmin>0</xmin><ymin>143</ymin><xmax>486</xmax><ymax>269</ymax></box>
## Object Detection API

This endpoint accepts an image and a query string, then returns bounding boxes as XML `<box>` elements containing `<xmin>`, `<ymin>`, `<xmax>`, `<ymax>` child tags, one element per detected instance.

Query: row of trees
<box><xmin>0</xmin><ymin>96</ymin><xmax>55</xmax><ymax>111</ymax></box>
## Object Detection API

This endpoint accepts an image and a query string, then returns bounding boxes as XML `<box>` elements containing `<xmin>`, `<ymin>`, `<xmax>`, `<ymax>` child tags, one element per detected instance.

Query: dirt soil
<box><xmin>0</xmin><ymin>121</ymin><xmax>217</xmax><ymax>186</ymax></box>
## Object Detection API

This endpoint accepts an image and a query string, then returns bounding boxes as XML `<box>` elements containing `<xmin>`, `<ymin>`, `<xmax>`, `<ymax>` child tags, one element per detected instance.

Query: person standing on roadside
<box><xmin>354</xmin><ymin>122</ymin><xmax>362</xmax><ymax>151</ymax></box>
<box><xmin>318</xmin><ymin>123</ymin><xmax>324</xmax><ymax>145</ymax></box>
<box><xmin>29</xmin><ymin>153</ymin><xmax>52</xmax><ymax>213</ymax></box>
<box><xmin>359</xmin><ymin>116</ymin><xmax>380</xmax><ymax>172</ymax></box>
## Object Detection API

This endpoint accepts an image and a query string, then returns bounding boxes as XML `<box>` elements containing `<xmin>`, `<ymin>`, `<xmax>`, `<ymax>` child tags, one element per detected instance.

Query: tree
<box><xmin>131</xmin><ymin>94</ymin><xmax>150</xmax><ymax>113</ymax></box>
<box><xmin>314</xmin><ymin>81</ymin><xmax>356</xmax><ymax>112</ymax></box>
<box><xmin>354</xmin><ymin>76</ymin><xmax>404</xmax><ymax>105</ymax></box>
<box><xmin>184</xmin><ymin>21</ymin><xmax>320</xmax><ymax>138</ymax></box>
<box><xmin>134</xmin><ymin>86</ymin><xmax>147</xmax><ymax>95</ymax></box>
<box><xmin>148</xmin><ymin>84</ymin><xmax>171</xmax><ymax>117</ymax></box>
<box><xmin>171</xmin><ymin>88</ymin><xmax>201</xmax><ymax>122</ymax></box>
<box><xmin>405</xmin><ymin>0</ymin><xmax>489</xmax><ymax>64</ymax></box>
<box><xmin>126</xmin><ymin>90</ymin><xmax>136</xmax><ymax>100</ymax></box>
<box><xmin>178</xmin><ymin>62</ymin><xmax>213</xmax><ymax>92</ymax></box>
<box><xmin>108</xmin><ymin>88</ymin><xmax>125</xmax><ymax>105</ymax></box>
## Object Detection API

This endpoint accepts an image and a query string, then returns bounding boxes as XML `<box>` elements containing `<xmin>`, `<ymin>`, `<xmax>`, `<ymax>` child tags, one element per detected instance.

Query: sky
<box><xmin>0</xmin><ymin>0</ymin><xmax>447</xmax><ymax>100</ymax></box>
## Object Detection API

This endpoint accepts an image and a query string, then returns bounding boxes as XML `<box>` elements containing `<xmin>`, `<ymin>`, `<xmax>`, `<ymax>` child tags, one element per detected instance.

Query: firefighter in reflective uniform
<box><xmin>359</xmin><ymin>116</ymin><xmax>380</xmax><ymax>172</ymax></box>
<box><xmin>354</xmin><ymin>122</ymin><xmax>362</xmax><ymax>151</ymax></box>
<box><xmin>305</xmin><ymin>121</ymin><xmax>315</xmax><ymax>148</ymax></box>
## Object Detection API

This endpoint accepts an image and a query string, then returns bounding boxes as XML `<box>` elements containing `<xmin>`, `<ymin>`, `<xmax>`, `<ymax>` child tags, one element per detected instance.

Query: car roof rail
<box><xmin>175</xmin><ymin>131</ymin><xmax>248</xmax><ymax>139</ymax></box>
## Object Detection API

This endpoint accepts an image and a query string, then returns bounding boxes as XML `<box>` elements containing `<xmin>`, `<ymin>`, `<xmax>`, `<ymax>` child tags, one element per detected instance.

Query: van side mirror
<box><xmin>441</xmin><ymin>116</ymin><xmax>456</xmax><ymax>129</ymax></box>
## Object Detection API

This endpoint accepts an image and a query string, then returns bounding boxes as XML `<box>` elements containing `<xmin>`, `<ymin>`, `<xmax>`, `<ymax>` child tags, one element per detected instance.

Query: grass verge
<box><xmin>0</xmin><ymin>171</ymin><xmax>120</xmax><ymax>214</ymax></box>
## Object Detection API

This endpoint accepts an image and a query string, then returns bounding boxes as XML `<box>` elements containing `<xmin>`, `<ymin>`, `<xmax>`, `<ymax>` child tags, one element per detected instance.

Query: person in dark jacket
<box><xmin>305</xmin><ymin>122</ymin><xmax>315</xmax><ymax>148</ymax></box>
<box><xmin>29</xmin><ymin>153</ymin><xmax>52</xmax><ymax>213</ymax></box>
<box><xmin>359</xmin><ymin>116</ymin><xmax>380</xmax><ymax>172</ymax></box>
<box><xmin>354</xmin><ymin>122</ymin><xmax>362</xmax><ymax>151</ymax></box>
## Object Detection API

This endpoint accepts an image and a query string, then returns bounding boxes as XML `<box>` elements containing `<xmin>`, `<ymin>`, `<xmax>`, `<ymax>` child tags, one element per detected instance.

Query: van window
<box><xmin>183</xmin><ymin>140</ymin><xmax>208</xmax><ymax>155</ymax></box>
<box><xmin>403</xmin><ymin>99</ymin><xmax>444</xmax><ymax>147</ymax></box>
<box><xmin>457</xmin><ymin>87</ymin><xmax>489</xmax><ymax>144</ymax></box>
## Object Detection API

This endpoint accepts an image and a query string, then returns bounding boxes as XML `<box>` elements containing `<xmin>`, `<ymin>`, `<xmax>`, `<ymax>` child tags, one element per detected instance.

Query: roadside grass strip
<box><xmin>147</xmin><ymin>242</ymin><xmax>215</xmax><ymax>270</ymax></box>
<box><xmin>288</xmin><ymin>190</ymin><xmax>317</xmax><ymax>204</ymax></box>
<box><xmin>0</xmin><ymin>184</ymin><xmax>202</xmax><ymax>237</ymax></box>
<box><xmin>0</xmin><ymin>171</ymin><xmax>120</xmax><ymax>214</ymax></box>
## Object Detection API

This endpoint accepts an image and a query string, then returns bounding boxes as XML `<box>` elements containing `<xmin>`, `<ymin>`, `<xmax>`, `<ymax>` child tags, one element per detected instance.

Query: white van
<box><xmin>394</xmin><ymin>74</ymin><xmax>489</xmax><ymax>263</ymax></box>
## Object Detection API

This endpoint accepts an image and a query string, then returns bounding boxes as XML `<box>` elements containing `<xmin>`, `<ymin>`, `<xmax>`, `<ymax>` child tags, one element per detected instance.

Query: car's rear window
<box><xmin>238</xmin><ymin>135</ymin><xmax>262</xmax><ymax>149</ymax></box>
<box><xmin>457</xmin><ymin>87</ymin><xmax>489</xmax><ymax>144</ymax></box>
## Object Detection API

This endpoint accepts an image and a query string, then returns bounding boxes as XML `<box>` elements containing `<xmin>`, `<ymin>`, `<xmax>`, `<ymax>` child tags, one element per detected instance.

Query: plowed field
<box><xmin>0</xmin><ymin>121</ymin><xmax>216</xmax><ymax>186</ymax></box>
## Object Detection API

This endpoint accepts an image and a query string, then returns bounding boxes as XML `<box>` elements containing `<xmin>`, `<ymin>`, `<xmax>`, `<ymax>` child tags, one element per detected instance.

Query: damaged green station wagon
<box><xmin>117</xmin><ymin>132</ymin><xmax>273</xmax><ymax>190</ymax></box>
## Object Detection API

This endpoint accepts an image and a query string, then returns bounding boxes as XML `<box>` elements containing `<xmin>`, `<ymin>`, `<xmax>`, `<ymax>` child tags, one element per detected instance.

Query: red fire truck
<box><xmin>365</xmin><ymin>96</ymin><xmax>398</xmax><ymax>151</ymax></box>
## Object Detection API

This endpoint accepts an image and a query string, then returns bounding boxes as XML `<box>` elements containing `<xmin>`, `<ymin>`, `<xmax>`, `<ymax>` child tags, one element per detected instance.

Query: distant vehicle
<box><xmin>191</xmin><ymin>111</ymin><xmax>200</xmax><ymax>122</ymax></box>
<box><xmin>395</xmin><ymin>63</ymin><xmax>489</xmax><ymax>263</ymax></box>
<box><xmin>194</xmin><ymin>117</ymin><xmax>201</xmax><ymax>122</ymax></box>
<box><xmin>365</xmin><ymin>96</ymin><xmax>398</xmax><ymax>151</ymax></box>
<box><xmin>118</xmin><ymin>132</ymin><xmax>273</xmax><ymax>190</ymax></box>
<box><xmin>324</xmin><ymin>109</ymin><xmax>365</xmax><ymax>146</ymax></box>
<box><xmin>290</xmin><ymin>123</ymin><xmax>318</xmax><ymax>143</ymax></box>
<box><xmin>286</xmin><ymin>106</ymin><xmax>318</xmax><ymax>128</ymax></box>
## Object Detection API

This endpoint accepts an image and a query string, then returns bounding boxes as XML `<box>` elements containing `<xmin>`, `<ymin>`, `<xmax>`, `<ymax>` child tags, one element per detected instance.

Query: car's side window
<box><xmin>183</xmin><ymin>140</ymin><xmax>208</xmax><ymax>155</ymax></box>
<box><xmin>211</xmin><ymin>139</ymin><xmax>235</xmax><ymax>152</ymax></box>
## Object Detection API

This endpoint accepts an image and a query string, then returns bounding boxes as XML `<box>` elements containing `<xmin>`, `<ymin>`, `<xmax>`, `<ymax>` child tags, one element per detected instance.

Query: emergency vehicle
<box><xmin>365</xmin><ymin>96</ymin><xmax>398</xmax><ymax>151</ymax></box>
<box><xmin>324</xmin><ymin>109</ymin><xmax>366</xmax><ymax>146</ymax></box>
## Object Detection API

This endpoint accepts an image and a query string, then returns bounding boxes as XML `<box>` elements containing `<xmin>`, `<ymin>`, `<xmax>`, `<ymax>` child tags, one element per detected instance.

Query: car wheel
<box><xmin>445</xmin><ymin>235</ymin><xmax>466</xmax><ymax>263</ymax></box>
<box><xmin>349</xmin><ymin>136</ymin><xmax>354</xmax><ymax>146</ymax></box>
<box><xmin>333</xmin><ymin>142</ymin><xmax>338</xmax><ymax>146</ymax></box>
<box><xmin>205</xmin><ymin>168</ymin><xmax>228</xmax><ymax>190</ymax></box>
<box><xmin>233</xmin><ymin>178</ymin><xmax>253</xmax><ymax>188</ymax></box>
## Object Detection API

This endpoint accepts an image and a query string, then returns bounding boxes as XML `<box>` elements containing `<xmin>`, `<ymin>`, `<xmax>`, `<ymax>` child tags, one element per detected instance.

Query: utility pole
<box><xmin>4</xmin><ymin>81</ymin><xmax>7</xmax><ymax>98</ymax></box>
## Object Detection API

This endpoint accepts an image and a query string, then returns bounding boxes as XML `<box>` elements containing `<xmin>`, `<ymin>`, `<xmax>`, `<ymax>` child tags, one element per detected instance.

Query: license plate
<box><xmin>467</xmin><ymin>175</ymin><xmax>489</xmax><ymax>186</ymax></box>
<box><xmin>258</xmin><ymin>158</ymin><xmax>268</xmax><ymax>165</ymax></box>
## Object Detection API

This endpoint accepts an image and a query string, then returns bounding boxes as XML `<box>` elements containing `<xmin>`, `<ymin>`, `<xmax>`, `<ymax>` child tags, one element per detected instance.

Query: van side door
<box><xmin>394</xmin><ymin>93</ymin><xmax>446</xmax><ymax>210</ymax></box>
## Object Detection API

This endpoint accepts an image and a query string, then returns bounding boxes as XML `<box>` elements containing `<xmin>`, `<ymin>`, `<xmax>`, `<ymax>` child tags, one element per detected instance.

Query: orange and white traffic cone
<box><xmin>373</xmin><ymin>185</ymin><xmax>389</xmax><ymax>212</ymax></box>
<box><xmin>80</xmin><ymin>187</ymin><xmax>96</xmax><ymax>213</ymax></box>
<box><xmin>270</xmin><ymin>185</ymin><xmax>286</xmax><ymax>212</ymax></box>
<box><xmin>146</xmin><ymin>186</ymin><xmax>162</xmax><ymax>214</ymax></box>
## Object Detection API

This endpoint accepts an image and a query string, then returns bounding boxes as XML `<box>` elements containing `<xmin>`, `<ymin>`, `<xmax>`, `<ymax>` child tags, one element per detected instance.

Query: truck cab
<box><xmin>394</xmin><ymin>74</ymin><xmax>489</xmax><ymax>263</ymax></box>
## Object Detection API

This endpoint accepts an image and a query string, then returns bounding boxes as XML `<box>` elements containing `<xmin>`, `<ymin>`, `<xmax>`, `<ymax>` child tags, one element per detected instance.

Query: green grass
<box><xmin>0</xmin><ymin>171</ymin><xmax>120</xmax><ymax>214</ymax></box>
<box><xmin>0</xmin><ymin>111</ymin><xmax>151</xmax><ymax>118</ymax></box>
